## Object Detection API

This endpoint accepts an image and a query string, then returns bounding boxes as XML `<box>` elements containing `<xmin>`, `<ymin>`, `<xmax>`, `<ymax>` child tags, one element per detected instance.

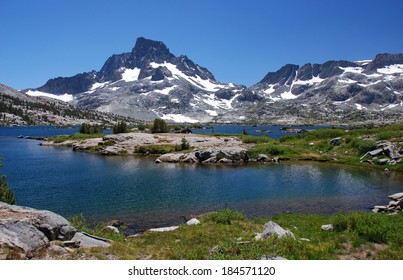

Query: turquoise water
<box><xmin>0</xmin><ymin>126</ymin><xmax>402</xmax><ymax>233</ymax></box>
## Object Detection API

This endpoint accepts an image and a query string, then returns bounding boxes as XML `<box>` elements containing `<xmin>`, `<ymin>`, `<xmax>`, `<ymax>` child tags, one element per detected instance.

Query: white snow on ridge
<box><xmin>26</xmin><ymin>90</ymin><xmax>73</xmax><ymax>102</ymax></box>
<box><xmin>281</xmin><ymin>90</ymin><xmax>298</xmax><ymax>100</ymax></box>
<box><xmin>121</xmin><ymin>68</ymin><xmax>141</xmax><ymax>82</ymax></box>
<box><xmin>150</xmin><ymin>62</ymin><xmax>228</xmax><ymax>92</ymax></box>
<box><xmin>339</xmin><ymin>66</ymin><xmax>363</xmax><ymax>74</ymax></box>
<box><xmin>205</xmin><ymin>110</ymin><xmax>218</xmax><ymax>116</ymax></box>
<box><xmin>355</xmin><ymin>103</ymin><xmax>366</xmax><ymax>110</ymax></box>
<box><xmin>381</xmin><ymin>103</ymin><xmax>400</xmax><ymax>111</ymax></box>
<box><xmin>154</xmin><ymin>85</ymin><xmax>177</xmax><ymax>95</ymax></box>
<box><xmin>91</xmin><ymin>82</ymin><xmax>109</xmax><ymax>90</ymax></box>
<box><xmin>355</xmin><ymin>59</ymin><xmax>372</xmax><ymax>65</ymax></box>
<box><xmin>377</xmin><ymin>64</ymin><xmax>403</xmax><ymax>74</ymax></box>
<box><xmin>294</xmin><ymin>76</ymin><xmax>324</xmax><ymax>85</ymax></box>
<box><xmin>339</xmin><ymin>78</ymin><xmax>357</xmax><ymax>84</ymax></box>
<box><xmin>161</xmin><ymin>114</ymin><xmax>199</xmax><ymax>123</ymax></box>
<box><xmin>263</xmin><ymin>84</ymin><xmax>276</xmax><ymax>94</ymax></box>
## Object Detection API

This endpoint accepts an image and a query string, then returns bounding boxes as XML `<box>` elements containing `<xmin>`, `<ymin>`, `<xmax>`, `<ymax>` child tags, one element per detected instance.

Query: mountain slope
<box><xmin>29</xmin><ymin>38</ymin><xmax>403</xmax><ymax>124</ymax></box>
<box><xmin>0</xmin><ymin>83</ymin><xmax>128</xmax><ymax>126</ymax></box>
<box><xmin>31</xmin><ymin>37</ymin><xmax>243</xmax><ymax>123</ymax></box>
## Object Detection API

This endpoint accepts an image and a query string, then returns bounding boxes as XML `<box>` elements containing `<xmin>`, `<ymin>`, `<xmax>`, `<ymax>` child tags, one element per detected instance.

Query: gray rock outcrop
<box><xmin>0</xmin><ymin>202</ymin><xmax>112</xmax><ymax>257</ymax></box>
<box><xmin>360</xmin><ymin>141</ymin><xmax>402</xmax><ymax>165</ymax></box>
<box><xmin>0</xmin><ymin>202</ymin><xmax>70</xmax><ymax>254</ymax></box>
<box><xmin>372</xmin><ymin>192</ymin><xmax>403</xmax><ymax>214</ymax></box>
<box><xmin>70</xmin><ymin>232</ymin><xmax>111</xmax><ymax>248</ymax></box>
<box><xmin>156</xmin><ymin>148</ymin><xmax>249</xmax><ymax>164</ymax></box>
<box><xmin>261</xmin><ymin>221</ymin><xmax>295</xmax><ymax>239</ymax></box>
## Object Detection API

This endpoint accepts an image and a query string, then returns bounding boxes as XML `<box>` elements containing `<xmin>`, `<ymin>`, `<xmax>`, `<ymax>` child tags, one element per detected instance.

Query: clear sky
<box><xmin>1</xmin><ymin>0</ymin><xmax>403</xmax><ymax>89</ymax></box>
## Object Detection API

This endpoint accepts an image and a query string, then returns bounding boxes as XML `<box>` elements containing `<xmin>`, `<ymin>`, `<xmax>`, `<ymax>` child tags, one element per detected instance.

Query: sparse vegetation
<box><xmin>246</xmin><ymin>123</ymin><xmax>403</xmax><ymax>170</ymax></box>
<box><xmin>49</xmin><ymin>133</ymin><xmax>104</xmax><ymax>144</ymax></box>
<box><xmin>68</xmin><ymin>209</ymin><xmax>403</xmax><ymax>260</ymax></box>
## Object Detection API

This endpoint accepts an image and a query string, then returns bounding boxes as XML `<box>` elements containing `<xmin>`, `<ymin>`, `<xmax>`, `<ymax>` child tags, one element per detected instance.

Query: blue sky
<box><xmin>1</xmin><ymin>0</ymin><xmax>403</xmax><ymax>89</ymax></box>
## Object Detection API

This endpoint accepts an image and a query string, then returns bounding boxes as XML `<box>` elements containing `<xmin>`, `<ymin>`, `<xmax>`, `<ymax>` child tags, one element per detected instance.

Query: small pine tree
<box><xmin>79</xmin><ymin>123</ymin><xmax>103</xmax><ymax>134</ymax></box>
<box><xmin>242</xmin><ymin>127</ymin><xmax>249</xmax><ymax>135</ymax></box>
<box><xmin>151</xmin><ymin>118</ymin><xmax>168</xmax><ymax>133</ymax></box>
<box><xmin>181</xmin><ymin>137</ymin><xmax>190</xmax><ymax>150</ymax></box>
<box><xmin>113</xmin><ymin>121</ymin><xmax>128</xmax><ymax>134</ymax></box>
<box><xmin>0</xmin><ymin>175</ymin><xmax>16</xmax><ymax>205</ymax></box>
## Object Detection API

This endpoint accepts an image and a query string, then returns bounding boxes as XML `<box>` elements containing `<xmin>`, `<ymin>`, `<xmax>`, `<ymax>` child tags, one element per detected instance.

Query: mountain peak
<box><xmin>130</xmin><ymin>37</ymin><xmax>175</xmax><ymax>68</ymax></box>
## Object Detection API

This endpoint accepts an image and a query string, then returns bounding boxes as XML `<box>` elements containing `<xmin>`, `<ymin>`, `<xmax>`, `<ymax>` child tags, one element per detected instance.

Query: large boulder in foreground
<box><xmin>0</xmin><ymin>202</ymin><xmax>71</xmax><ymax>254</ymax></box>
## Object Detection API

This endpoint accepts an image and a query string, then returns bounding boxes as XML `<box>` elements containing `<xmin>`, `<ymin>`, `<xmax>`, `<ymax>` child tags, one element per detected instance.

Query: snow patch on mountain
<box><xmin>154</xmin><ymin>85</ymin><xmax>178</xmax><ymax>95</ymax></box>
<box><xmin>281</xmin><ymin>90</ymin><xmax>298</xmax><ymax>100</ymax></box>
<box><xmin>25</xmin><ymin>90</ymin><xmax>74</xmax><ymax>102</ymax></box>
<box><xmin>339</xmin><ymin>66</ymin><xmax>363</xmax><ymax>74</ymax></box>
<box><xmin>150</xmin><ymin>62</ymin><xmax>228</xmax><ymax>92</ymax></box>
<box><xmin>377</xmin><ymin>64</ymin><xmax>403</xmax><ymax>74</ymax></box>
<box><xmin>91</xmin><ymin>82</ymin><xmax>110</xmax><ymax>90</ymax></box>
<box><xmin>121</xmin><ymin>68</ymin><xmax>141</xmax><ymax>82</ymax></box>
<box><xmin>205</xmin><ymin>110</ymin><xmax>218</xmax><ymax>116</ymax></box>
<box><xmin>161</xmin><ymin>114</ymin><xmax>199</xmax><ymax>123</ymax></box>
<box><xmin>294</xmin><ymin>76</ymin><xmax>324</xmax><ymax>85</ymax></box>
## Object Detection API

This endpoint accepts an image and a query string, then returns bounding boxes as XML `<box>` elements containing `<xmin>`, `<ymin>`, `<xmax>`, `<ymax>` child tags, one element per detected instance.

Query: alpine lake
<box><xmin>1</xmin><ymin>125</ymin><xmax>402</xmax><ymax>234</ymax></box>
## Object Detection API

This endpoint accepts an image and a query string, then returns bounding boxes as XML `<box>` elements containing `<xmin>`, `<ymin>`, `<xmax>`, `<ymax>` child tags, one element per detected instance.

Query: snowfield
<box><xmin>25</xmin><ymin>90</ymin><xmax>73</xmax><ymax>102</ymax></box>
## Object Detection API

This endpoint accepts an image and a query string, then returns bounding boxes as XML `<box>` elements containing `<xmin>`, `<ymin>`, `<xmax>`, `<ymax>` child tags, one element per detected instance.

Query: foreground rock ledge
<box><xmin>0</xmin><ymin>202</ymin><xmax>110</xmax><ymax>259</ymax></box>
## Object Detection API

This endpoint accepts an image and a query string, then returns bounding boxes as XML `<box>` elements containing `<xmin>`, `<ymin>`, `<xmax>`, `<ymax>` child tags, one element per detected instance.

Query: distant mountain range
<box><xmin>8</xmin><ymin>37</ymin><xmax>403</xmax><ymax>124</ymax></box>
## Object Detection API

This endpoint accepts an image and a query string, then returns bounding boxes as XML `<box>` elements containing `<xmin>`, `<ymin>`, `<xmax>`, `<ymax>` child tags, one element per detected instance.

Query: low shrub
<box><xmin>349</xmin><ymin>139</ymin><xmax>377</xmax><ymax>154</ymax></box>
<box><xmin>304</xmin><ymin>129</ymin><xmax>345</xmax><ymax>141</ymax></box>
<box><xmin>202</xmin><ymin>208</ymin><xmax>245</xmax><ymax>225</ymax></box>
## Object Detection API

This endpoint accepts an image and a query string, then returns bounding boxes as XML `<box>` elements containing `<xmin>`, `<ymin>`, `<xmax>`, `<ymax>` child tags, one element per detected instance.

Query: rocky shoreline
<box><xmin>42</xmin><ymin>132</ymin><xmax>256</xmax><ymax>164</ymax></box>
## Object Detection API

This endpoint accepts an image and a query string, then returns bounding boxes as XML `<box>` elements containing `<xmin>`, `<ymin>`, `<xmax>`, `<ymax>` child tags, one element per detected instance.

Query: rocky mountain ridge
<box><xmin>0</xmin><ymin>83</ymin><xmax>133</xmax><ymax>126</ymax></box>
<box><xmin>16</xmin><ymin>38</ymin><xmax>403</xmax><ymax>124</ymax></box>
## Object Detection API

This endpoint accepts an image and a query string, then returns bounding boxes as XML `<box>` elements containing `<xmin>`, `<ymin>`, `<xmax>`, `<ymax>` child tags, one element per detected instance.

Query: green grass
<box><xmin>245</xmin><ymin>123</ymin><xmax>403</xmax><ymax>170</ymax></box>
<box><xmin>49</xmin><ymin>133</ymin><xmax>104</xmax><ymax>143</ymax></box>
<box><xmin>71</xmin><ymin>209</ymin><xmax>403</xmax><ymax>260</ymax></box>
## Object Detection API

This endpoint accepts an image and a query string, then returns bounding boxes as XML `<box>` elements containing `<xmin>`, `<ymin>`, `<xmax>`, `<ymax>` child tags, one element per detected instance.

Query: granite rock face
<box><xmin>0</xmin><ymin>202</ymin><xmax>111</xmax><ymax>257</ymax></box>
<box><xmin>0</xmin><ymin>202</ymin><xmax>70</xmax><ymax>253</ymax></box>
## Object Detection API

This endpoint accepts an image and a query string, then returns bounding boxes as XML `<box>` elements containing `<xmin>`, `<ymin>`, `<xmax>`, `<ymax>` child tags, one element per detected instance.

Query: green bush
<box><xmin>113</xmin><ymin>121</ymin><xmax>128</xmax><ymax>134</ymax></box>
<box><xmin>333</xmin><ymin>212</ymin><xmax>361</xmax><ymax>231</ymax></box>
<box><xmin>239</xmin><ymin>135</ymin><xmax>271</xmax><ymax>144</ymax></box>
<box><xmin>0</xmin><ymin>175</ymin><xmax>16</xmax><ymax>205</ymax></box>
<box><xmin>249</xmin><ymin>143</ymin><xmax>288</xmax><ymax>158</ymax></box>
<box><xmin>202</xmin><ymin>208</ymin><xmax>245</xmax><ymax>225</ymax></box>
<box><xmin>377</xmin><ymin>130</ymin><xmax>403</xmax><ymax>141</ymax></box>
<box><xmin>333</xmin><ymin>212</ymin><xmax>399</xmax><ymax>244</ymax></box>
<box><xmin>356</xmin><ymin>214</ymin><xmax>393</xmax><ymax>244</ymax></box>
<box><xmin>279</xmin><ymin>134</ymin><xmax>303</xmax><ymax>143</ymax></box>
<box><xmin>151</xmin><ymin>118</ymin><xmax>169</xmax><ymax>133</ymax></box>
<box><xmin>135</xmin><ymin>145</ymin><xmax>175</xmax><ymax>154</ymax></box>
<box><xmin>79</xmin><ymin>123</ymin><xmax>103</xmax><ymax>134</ymax></box>
<box><xmin>69</xmin><ymin>214</ymin><xmax>125</xmax><ymax>242</ymax></box>
<box><xmin>304</xmin><ymin>129</ymin><xmax>345</xmax><ymax>141</ymax></box>
<box><xmin>350</xmin><ymin>139</ymin><xmax>377</xmax><ymax>154</ymax></box>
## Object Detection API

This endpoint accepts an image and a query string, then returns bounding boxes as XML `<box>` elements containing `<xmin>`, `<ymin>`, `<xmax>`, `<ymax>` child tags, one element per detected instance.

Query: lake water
<box><xmin>1</xmin><ymin>126</ymin><xmax>402</xmax><ymax>233</ymax></box>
